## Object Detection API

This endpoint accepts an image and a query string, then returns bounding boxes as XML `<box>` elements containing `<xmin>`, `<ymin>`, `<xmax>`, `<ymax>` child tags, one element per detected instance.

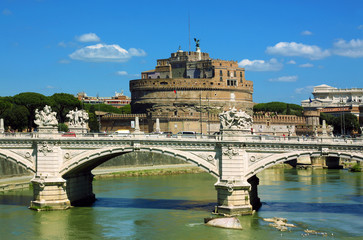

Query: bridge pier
<box><xmin>64</xmin><ymin>172</ymin><xmax>96</xmax><ymax>206</ymax></box>
<box><xmin>30</xmin><ymin>176</ymin><xmax>71</xmax><ymax>211</ymax></box>
<box><xmin>214</xmin><ymin>175</ymin><xmax>261</xmax><ymax>216</ymax></box>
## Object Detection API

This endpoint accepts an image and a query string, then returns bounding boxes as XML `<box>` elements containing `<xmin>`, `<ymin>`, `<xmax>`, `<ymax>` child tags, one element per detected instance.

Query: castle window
<box><xmin>240</xmin><ymin>72</ymin><xmax>242</xmax><ymax>77</ymax></box>
<box><xmin>227</xmin><ymin>79</ymin><xmax>237</xmax><ymax>86</ymax></box>
<box><xmin>234</xmin><ymin>71</ymin><xmax>236</xmax><ymax>77</ymax></box>
<box><xmin>227</xmin><ymin>70</ymin><xmax>230</xmax><ymax>76</ymax></box>
<box><xmin>220</xmin><ymin>70</ymin><xmax>223</xmax><ymax>76</ymax></box>
<box><xmin>160</xmin><ymin>82</ymin><xmax>168</xmax><ymax>85</ymax></box>
<box><xmin>220</xmin><ymin>77</ymin><xmax>223</xmax><ymax>81</ymax></box>
<box><xmin>166</xmin><ymin>75</ymin><xmax>169</xmax><ymax>78</ymax></box>
<box><xmin>220</xmin><ymin>63</ymin><xmax>222</xmax><ymax>66</ymax></box>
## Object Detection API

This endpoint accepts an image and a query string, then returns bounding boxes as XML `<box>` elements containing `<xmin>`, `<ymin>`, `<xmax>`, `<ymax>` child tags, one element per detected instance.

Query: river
<box><xmin>0</xmin><ymin>168</ymin><xmax>362</xmax><ymax>239</ymax></box>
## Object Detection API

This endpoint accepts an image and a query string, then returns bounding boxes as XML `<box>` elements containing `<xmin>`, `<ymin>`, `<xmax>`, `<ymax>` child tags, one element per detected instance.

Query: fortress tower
<box><xmin>130</xmin><ymin>43</ymin><xmax>254</xmax><ymax>115</ymax></box>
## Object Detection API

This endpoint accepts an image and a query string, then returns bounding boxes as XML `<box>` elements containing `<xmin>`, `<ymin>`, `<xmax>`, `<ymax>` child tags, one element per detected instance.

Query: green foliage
<box><xmin>253</xmin><ymin>102</ymin><xmax>303</xmax><ymax>116</ymax></box>
<box><xmin>83</xmin><ymin>103</ymin><xmax>129</xmax><ymax>114</ymax></box>
<box><xmin>320</xmin><ymin>112</ymin><xmax>360</xmax><ymax>135</ymax></box>
<box><xmin>88</xmin><ymin>112</ymin><xmax>99</xmax><ymax>132</ymax></box>
<box><xmin>120</xmin><ymin>104</ymin><xmax>131</xmax><ymax>114</ymax></box>
<box><xmin>13</xmin><ymin>92</ymin><xmax>49</xmax><ymax>131</ymax></box>
<box><xmin>350</xmin><ymin>163</ymin><xmax>362</xmax><ymax>172</ymax></box>
<box><xmin>58</xmin><ymin>123</ymin><xmax>69</xmax><ymax>132</ymax></box>
<box><xmin>1</xmin><ymin>92</ymin><xmax>130</xmax><ymax>132</ymax></box>
<box><xmin>0</xmin><ymin>97</ymin><xmax>12</xmax><ymax>116</ymax></box>
<box><xmin>3</xmin><ymin>104</ymin><xmax>29</xmax><ymax>131</ymax></box>
<box><xmin>50</xmin><ymin>93</ymin><xmax>81</xmax><ymax>123</ymax></box>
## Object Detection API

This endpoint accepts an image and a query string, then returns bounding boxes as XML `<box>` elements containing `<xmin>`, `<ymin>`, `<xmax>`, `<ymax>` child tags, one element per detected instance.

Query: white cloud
<box><xmin>128</xmin><ymin>48</ymin><xmax>147</xmax><ymax>57</ymax></box>
<box><xmin>301</xmin><ymin>30</ymin><xmax>313</xmax><ymax>36</ymax></box>
<box><xmin>295</xmin><ymin>86</ymin><xmax>314</xmax><ymax>94</ymax></box>
<box><xmin>2</xmin><ymin>9</ymin><xmax>12</xmax><ymax>15</ymax></box>
<box><xmin>115</xmin><ymin>71</ymin><xmax>140</xmax><ymax>78</ymax></box>
<box><xmin>76</xmin><ymin>33</ymin><xmax>100</xmax><ymax>42</ymax></box>
<box><xmin>299</xmin><ymin>63</ymin><xmax>314</xmax><ymax>68</ymax></box>
<box><xmin>268</xmin><ymin>75</ymin><xmax>298</xmax><ymax>82</ymax></box>
<box><xmin>287</xmin><ymin>60</ymin><xmax>296</xmax><ymax>64</ymax></box>
<box><xmin>238</xmin><ymin>58</ymin><xmax>283</xmax><ymax>71</ymax></box>
<box><xmin>69</xmin><ymin>44</ymin><xmax>146</xmax><ymax>62</ymax></box>
<box><xmin>58</xmin><ymin>59</ymin><xmax>70</xmax><ymax>64</ymax></box>
<box><xmin>116</xmin><ymin>71</ymin><xmax>128</xmax><ymax>76</ymax></box>
<box><xmin>266</xmin><ymin>42</ymin><xmax>330</xmax><ymax>60</ymax></box>
<box><xmin>58</xmin><ymin>41</ymin><xmax>67</xmax><ymax>48</ymax></box>
<box><xmin>358</xmin><ymin>25</ymin><xmax>363</xmax><ymax>30</ymax></box>
<box><xmin>332</xmin><ymin>39</ymin><xmax>363</xmax><ymax>58</ymax></box>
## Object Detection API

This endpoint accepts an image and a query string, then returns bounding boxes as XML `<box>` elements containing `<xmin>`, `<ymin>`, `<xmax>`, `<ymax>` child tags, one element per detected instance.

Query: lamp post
<box><xmin>97</xmin><ymin>93</ymin><xmax>101</xmax><ymax>132</ymax></box>
<box><xmin>340</xmin><ymin>98</ymin><xmax>346</xmax><ymax>136</ymax></box>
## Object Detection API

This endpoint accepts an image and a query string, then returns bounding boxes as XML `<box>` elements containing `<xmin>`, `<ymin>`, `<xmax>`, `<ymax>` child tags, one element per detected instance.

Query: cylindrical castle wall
<box><xmin>130</xmin><ymin>78</ymin><xmax>254</xmax><ymax>114</ymax></box>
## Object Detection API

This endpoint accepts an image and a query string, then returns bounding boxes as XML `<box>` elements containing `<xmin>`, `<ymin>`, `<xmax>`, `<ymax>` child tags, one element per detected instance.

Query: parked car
<box><xmin>161</xmin><ymin>131</ymin><xmax>172</xmax><ymax>137</ymax></box>
<box><xmin>177</xmin><ymin>131</ymin><xmax>196</xmax><ymax>137</ymax></box>
<box><xmin>112</xmin><ymin>129</ymin><xmax>130</xmax><ymax>136</ymax></box>
<box><xmin>62</xmin><ymin>132</ymin><xmax>76</xmax><ymax>137</ymax></box>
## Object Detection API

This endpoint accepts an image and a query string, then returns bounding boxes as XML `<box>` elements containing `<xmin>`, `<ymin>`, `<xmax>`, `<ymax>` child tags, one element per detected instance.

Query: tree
<box><xmin>0</xmin><ymin>97</ymin><xmax>12</xmax><ymax>117</ymax></box>
<box><xmin>50</xmin><ymin>93</ymin><xmax>81</xmax><ymax>123</ymax></box>
<box><xmin>83</xmin><ymin>103</ymin><xmax>126</xmax><ymax>114</ymax></box>
<box><xmin>3</xmin><ymin>104</ymin><xmax>28</xmax><ymax>131</ymax></box>
<box><xmin>320</xmin><ymin>112</ymin><xmax>360</xmax><ymax>135</ymax></box>
<box><xmin>253</xmin><ymin>102</ymin><xmax>303</xmax><ymax>116</ymax></box>
<box><xmin>13</xmin><ymin>92</ymin><xmax>49</xmax><ymax>131</ymax></box>
<box><xmin>87</xmin><ymin>105</ymin><xmax>99</xmax><ymax>132</ymax></box>
<box><xmin>58</xmin><ymin>123</ymin><xmax>69</xmax><ymax>132</ymax></box>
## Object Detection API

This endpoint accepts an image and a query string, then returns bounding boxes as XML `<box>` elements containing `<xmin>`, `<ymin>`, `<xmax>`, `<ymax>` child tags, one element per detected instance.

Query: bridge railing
<box><xmin>0</xmin><ymin>132</ymin><xmax>362</xmax><ymax>144</ymax></box>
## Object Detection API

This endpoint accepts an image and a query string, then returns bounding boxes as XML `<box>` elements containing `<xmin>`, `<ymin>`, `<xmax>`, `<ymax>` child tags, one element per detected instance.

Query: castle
<box><xmin>130</xmin><ymin>43</ymin><xmax>254</xmax><ymax>116</ymax></box>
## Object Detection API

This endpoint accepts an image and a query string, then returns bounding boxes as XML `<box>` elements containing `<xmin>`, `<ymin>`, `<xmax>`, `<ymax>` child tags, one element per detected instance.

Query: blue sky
<box><xmin>1</xmin><ymin>0</ymin><xmax>362</xmax><ymax>104</ymax></box>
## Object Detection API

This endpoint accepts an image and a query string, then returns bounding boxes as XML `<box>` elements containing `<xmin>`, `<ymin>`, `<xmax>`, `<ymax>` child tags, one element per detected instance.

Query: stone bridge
<box><xmin>1</xmin><ymin>132</ymin><xmax>362</xmax><ymax>215</ymax></box>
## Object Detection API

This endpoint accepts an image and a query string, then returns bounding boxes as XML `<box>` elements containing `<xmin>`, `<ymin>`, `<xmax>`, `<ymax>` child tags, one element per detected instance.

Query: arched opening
<box><xmin>61</xmin><ymin>148</ymin><xmax>217</xmax><ymax>207</ymax></box>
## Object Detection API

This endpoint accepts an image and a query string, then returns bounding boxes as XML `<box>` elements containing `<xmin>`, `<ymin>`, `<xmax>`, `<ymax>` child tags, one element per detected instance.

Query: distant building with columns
<box><xmin>301</xmin><ymin>84</ymin><xmax>363</xmax><ymax>124</ymax></box>
<box><xmin>77</xmin><ymin>91</ymin><xmax>131</xmax><ymax>108</ymax></box>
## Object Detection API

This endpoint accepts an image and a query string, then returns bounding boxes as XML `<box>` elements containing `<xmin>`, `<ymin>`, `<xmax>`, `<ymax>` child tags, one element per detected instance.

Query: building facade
<box><xmin>77</xmin><ymin>91</ymin><xmax>131</xmax><ymax>108</ymax></box>
<box><xmin>301</xmin><ymin>84</ymin><xmax>363</xmax><ymax>124</ymax></box>
<box><xmin>130</xmin><ymin>47</ymin><xmax>254</xmax><ymax>115</ymax></box>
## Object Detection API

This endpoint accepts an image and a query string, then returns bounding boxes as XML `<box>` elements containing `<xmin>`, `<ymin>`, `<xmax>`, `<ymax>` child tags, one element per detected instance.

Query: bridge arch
<box><xmin>245</xmin><ymin>150</ymin><xmax>363</xmax><ymax>179</ymax></box>
<box><xmin>0</xmin><ymin>149</ymin><xmax>35</xmax><ymax>173</ymax></box>
<box><xmin>60</xmin><ymin>146</ymin><xmax>219</xmax><ymax>178</ymax></box>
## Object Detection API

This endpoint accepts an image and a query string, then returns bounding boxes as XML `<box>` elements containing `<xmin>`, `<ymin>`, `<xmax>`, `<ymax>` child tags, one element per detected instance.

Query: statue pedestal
<box><xmin>68</xmin><ymin>126</ymin><xmax>88</xmax><ymax>134</ymax></box>
<box><xmin>37</xmin><ymin>126</ymin><xmax>58</xmax><ymax>134</ymax></box>
<box><xmin>221</xmin><ymin>129</ymin><xmax>251</xmax><ymax>140</ymax></box>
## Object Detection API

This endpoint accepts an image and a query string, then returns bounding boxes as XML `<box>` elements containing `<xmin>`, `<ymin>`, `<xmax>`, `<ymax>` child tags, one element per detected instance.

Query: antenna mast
<box><xmin>188</xmin><ymin>12</ymin><xmax>191</xmax><ymax>52</ymax></box>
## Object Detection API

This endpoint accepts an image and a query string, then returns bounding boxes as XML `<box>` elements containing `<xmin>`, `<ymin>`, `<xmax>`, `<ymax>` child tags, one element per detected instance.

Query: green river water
<box><xmin>0</xmin><ymin>168</ymin><xmax>362</xmax><ymax>240</ymax></box>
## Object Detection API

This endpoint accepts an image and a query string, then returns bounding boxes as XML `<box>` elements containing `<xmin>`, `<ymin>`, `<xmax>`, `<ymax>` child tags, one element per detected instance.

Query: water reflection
<box><xmin>260</xmin><ymin>201</ymin><xmax>363</xmax><ymax>216</ymax></box>
<box><xmin>94</xmin><ymin>197</ymin><xmax>216</xmax><ymax>211</ymax></box>
<box><xmin>0</xmin><ymin>169</ymin><xmax>362</xmax><ymax>239</ymax></box>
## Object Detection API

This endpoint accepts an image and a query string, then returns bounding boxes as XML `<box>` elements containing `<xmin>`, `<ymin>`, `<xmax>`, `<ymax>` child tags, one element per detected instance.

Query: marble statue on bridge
<box><xmin>219</xmin><ymin>107</ymin><xmax>253</xmax><ymax>130</ymax></box>
<box><xmin>34</xmin><ymin>105</ymin><xmax>58</xmax><ymax>127</ymax></box>
<box><xmin>66</xmin><ymin>108</ymin><xmax>89</xmax><ymax>133</ymax></box>
<box><xmin>66</xmin><ymin>108</ymin><xmax>89</xmax><ymax>127</ymax></box>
